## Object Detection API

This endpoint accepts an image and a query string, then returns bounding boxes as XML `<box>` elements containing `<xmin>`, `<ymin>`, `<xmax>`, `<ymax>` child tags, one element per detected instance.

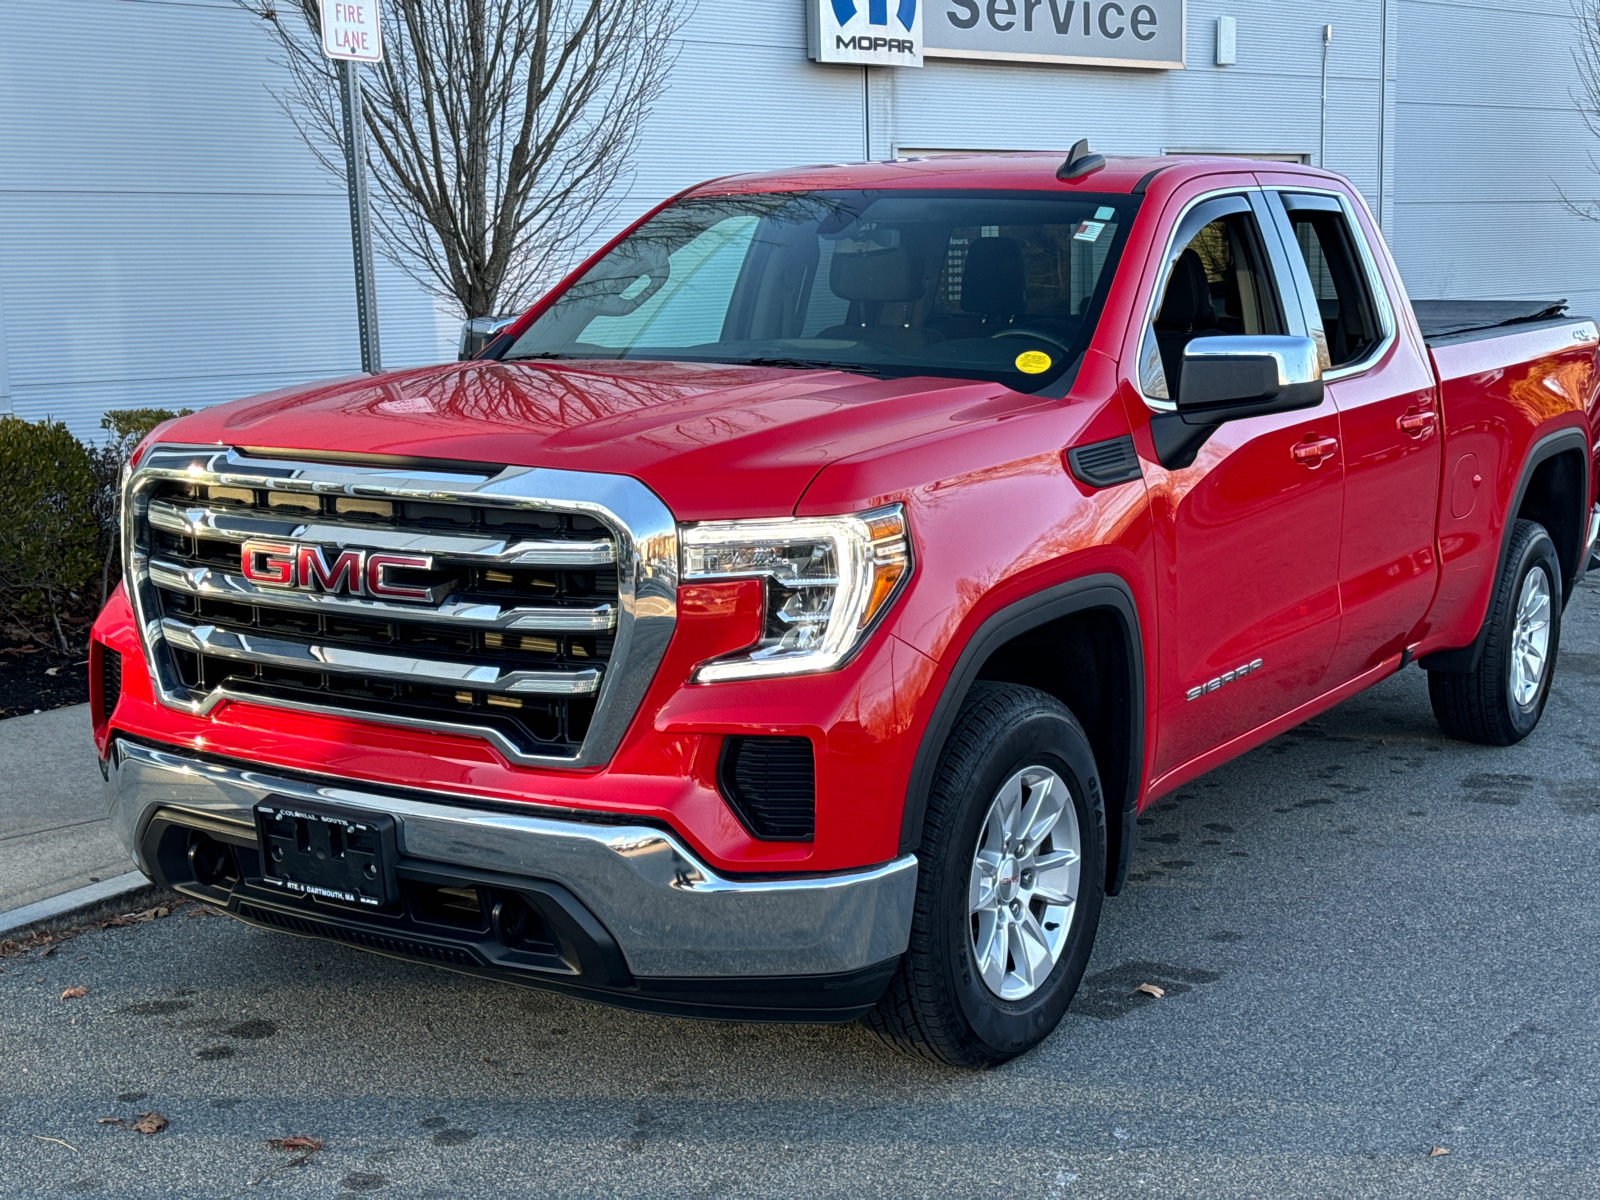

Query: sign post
<box><xmin>320</xmin><ymin>3</ymin><xmax>384</xmax><ymax>374</ymax></box>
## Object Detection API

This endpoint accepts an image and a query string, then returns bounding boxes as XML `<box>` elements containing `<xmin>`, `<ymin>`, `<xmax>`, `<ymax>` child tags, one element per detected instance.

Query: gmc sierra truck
<box><xmin>91</xmin><ymin>151</ymin><xmax>1600</xmax><ymax>1067</ymax></box>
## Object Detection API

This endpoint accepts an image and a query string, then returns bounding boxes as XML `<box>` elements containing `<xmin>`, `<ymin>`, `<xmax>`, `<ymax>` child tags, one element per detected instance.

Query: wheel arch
<box><xmin>1517</xmin><ymin>440</ymin><xmax>1590</xmax><ymax>595</ymax></box>
<box><xmin>899</xmin><ymin>574</ymin><xmax>1146</xmax><ymax>897</ymax></box>
<box><xmin>1421</xmin><ymin>425</ymin><xmax>1590</xmax><ymax>673</ymax></box>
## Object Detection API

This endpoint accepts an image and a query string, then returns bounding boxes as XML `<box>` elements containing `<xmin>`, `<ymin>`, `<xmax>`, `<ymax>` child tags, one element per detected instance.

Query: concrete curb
<box><xmin>0</xmin><ymin>871</ymin><xmax>151</xmax><ymax>938</ymax></box>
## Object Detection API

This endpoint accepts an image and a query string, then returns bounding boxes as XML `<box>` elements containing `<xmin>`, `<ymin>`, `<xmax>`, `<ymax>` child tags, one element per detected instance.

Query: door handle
<box><xmin>1292</xmin><ymin>435</ymin><xmax>1339</xmax><ymax>468</ymax></box>
<box><xmin>1397</xmin><ymin>408</ymin><xmax>1437</xmax><ymax>438</ymax></box>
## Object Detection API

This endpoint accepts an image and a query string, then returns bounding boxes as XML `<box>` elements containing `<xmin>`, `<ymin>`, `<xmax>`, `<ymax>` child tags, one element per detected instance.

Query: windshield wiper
<box><xmin>735</xmin><ymin>357</ymin><xmax>882</xmax><ymax>375</ymax></box>
<box><xmin>503</xmin><ymin>351</ymin><xmax>574</xmax><ymax>361</ymax></box>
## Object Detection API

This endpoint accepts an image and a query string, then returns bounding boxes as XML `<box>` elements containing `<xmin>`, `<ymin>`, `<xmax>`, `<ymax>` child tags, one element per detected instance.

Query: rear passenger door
<box><xmin>1262</xmin><ymin>189</ymin><xmax>1443</xmax><ymax>682</ymax></box>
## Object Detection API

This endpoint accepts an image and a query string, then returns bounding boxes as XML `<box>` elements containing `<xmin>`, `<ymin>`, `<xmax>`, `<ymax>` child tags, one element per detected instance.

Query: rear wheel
<box><xmin>1428</xmin><ymin>518</ymin><xmax>1562</xmax><ymax>745</ymax></box>
<box><xmin>865</xmin><ymin>682</ymin><xmax>1105</xmax><ymax>1067</ymax></box>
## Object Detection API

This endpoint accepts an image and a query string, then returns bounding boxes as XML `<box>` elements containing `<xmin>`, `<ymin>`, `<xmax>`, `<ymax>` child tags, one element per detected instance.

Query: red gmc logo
<box><xmin>240</xmin><ymin>540</ymin><xmax>435</xmax><ymax>603</ymax></box>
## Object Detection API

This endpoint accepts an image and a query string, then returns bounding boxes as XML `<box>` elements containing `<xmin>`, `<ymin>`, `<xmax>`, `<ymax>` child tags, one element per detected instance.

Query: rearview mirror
<box><xmin>1149</xmin><ymin>335</ymin><xmax>1324</xmax><ymax>470</ymax></box>
<box><xmin>1177</xmin><ymin>335</ymin><xmax>1324</xmax><ymax>424</ymax></box>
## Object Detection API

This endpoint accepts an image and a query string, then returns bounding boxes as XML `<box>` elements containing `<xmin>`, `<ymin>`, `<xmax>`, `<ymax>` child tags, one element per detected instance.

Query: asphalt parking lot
<box><xmin>5</xmin><ymin>586</ymin><xmax>1600</xmax><ymax>1199</ymax></box>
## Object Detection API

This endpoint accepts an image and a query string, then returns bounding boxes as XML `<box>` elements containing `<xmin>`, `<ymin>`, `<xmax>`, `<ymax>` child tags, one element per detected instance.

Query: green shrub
<box><xmin>101</xmin><ymin>407</ymin><xmax>193</xmax><ymax>455</ymax></box>
<box><xmin>0</xmin><ymin>407</ymin><xmax>194</xmax><ymax>648</ymax></box>
<box><xmin>0</xmin><ymin>417</ymin><xmax>102</xmax><ymax>647</ymax></box>
<box><xmin>89</xmin><ymin>407</ymin><xmax>195</xmax><ymax>617</ymax></box>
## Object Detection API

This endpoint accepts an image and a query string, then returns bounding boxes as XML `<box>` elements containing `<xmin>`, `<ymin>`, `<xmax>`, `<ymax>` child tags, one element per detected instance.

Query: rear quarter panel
<box><xmin>1420</xmin><ymin>321</ymin><xmax>1598</xmax><ymax>654</ymax></box>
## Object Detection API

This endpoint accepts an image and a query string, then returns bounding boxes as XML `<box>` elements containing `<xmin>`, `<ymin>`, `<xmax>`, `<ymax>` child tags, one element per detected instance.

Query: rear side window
<box><xmin>1281</xmin><ymin>197</ymin><xmax>1381</xmax><ymax>369</ymax></box>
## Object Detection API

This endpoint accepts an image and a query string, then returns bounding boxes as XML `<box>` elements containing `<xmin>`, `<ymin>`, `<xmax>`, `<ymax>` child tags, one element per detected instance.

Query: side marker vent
<box><xmin>1067</xmin><ymin>435</ymin><xmax>1143</xmax><ymax>488</ymax></box>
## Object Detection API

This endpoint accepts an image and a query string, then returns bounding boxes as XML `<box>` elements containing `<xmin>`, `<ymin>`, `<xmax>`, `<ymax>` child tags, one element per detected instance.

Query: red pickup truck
<box><xmin>92</xmin><ymin>151</ymin><xmax>1600</xmax><ymax>1067</ymax></box>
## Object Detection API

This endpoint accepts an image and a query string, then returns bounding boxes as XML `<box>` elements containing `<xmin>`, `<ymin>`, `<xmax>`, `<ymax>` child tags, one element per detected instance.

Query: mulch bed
<box><xmin>0</xmin><ymin>634</ymin><xmax>91</xmax><ymax>719</ymax></box>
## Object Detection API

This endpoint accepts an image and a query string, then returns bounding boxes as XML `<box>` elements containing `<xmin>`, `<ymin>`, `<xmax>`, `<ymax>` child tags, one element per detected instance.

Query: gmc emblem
<box><xmin>241</xmin><ymin>540</ymin><xmax>435</xmax><ymax>603</ymax></box>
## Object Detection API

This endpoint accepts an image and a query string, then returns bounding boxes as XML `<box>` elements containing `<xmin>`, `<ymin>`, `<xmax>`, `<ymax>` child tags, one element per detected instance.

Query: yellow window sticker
<box><xmin>1014</xmin><ymin>350</ymin><xmax>1052</xmax><ymax>374</ymax></box>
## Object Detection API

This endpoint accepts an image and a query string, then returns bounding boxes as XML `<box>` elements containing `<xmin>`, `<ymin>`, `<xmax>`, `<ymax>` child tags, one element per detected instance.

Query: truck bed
<box><xmin>1414</xmin><ymin>298</ymin><xmax>1570</xmax><ymax>345</ymax></box>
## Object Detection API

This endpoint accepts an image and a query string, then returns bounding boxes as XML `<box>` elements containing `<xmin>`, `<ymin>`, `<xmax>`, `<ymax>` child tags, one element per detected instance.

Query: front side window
<box><xmin>504</xmin><ymin>189</ymin><xmax>1140</xmax><ymax>391</ymax></box>
<box><xmin>1282</xmin><ymin>197</ymin><xmax>1381</xmax><ymax>369</ymax></box>
<box><xmin>1139</xmin><ymin>207</ymin><xmax>1283</xmax><ymax>402</ymax></box>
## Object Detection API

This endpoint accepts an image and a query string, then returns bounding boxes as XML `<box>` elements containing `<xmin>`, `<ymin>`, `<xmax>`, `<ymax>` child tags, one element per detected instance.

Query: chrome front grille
<box><xmin>124</xmin><ymin>447</ymin><xmax>678</xmax><ymax>768</ymax></box>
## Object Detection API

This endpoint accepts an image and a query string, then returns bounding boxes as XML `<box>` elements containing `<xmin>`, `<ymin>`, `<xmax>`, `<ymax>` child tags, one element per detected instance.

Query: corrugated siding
<box><xmin>0</xmin><ymin>0</ymin><xmax>1592</xmax><ymax>441</ymax></box>
<box><xmin>624</xmin><ymin>0</ymin><xmax>1394</xmax><ymax>215</ymax></box>
<box><xmin>0</xmin><ymin>0</ymin><xmax>454</xmax><ymax>440</ymax></box>
<box><xmin>1392</xmin><ymin>0</ymin><xmax>1600</xmax><ymax>313</ymax></box>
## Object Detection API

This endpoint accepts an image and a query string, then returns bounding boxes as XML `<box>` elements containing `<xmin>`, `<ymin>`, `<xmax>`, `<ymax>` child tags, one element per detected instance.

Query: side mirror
<box><xmin>459</xmin><ymin>315</ymin><xmax>519</xmax><ymax>360</ymax></box>
<box><xmin>1150</xmin><ymin>335</ymin><xmax>1324</xmax><ymax>469</ymax></box>
<box><xmin>1177</xmin><ymin>335</ymin><xmax>1324</xmax><ymax>424</ymax></box>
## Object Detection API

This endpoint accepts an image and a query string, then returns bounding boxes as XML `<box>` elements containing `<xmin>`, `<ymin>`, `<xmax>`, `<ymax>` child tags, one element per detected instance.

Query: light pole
<box><xmin>1320</xmin><ymin>24</ymin><xmax>1332</xmax><ymax>170</ymax></box>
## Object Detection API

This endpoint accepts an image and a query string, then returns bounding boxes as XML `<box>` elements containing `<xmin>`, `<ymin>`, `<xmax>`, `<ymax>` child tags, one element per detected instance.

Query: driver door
<box><xmin>1130</xmin><ymin>190</ymin><xmax>1346</xmax><ymax>782</ymax></box>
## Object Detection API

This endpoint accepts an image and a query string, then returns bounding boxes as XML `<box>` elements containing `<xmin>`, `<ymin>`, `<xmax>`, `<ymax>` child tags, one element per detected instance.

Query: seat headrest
<box><xmin>960</xmin><ymin>236</ymin><xmax>1027</xmax><ymax>318</ymax></box>
<box><xmin>830</xmin><ymin>244</ymin><xmax>925</xmax><ymax>303</ymax></box>
<box><xmin>1156</xmin><ymin>249</ymin><xmax>1213</xmax><ymax>330</ymax></box>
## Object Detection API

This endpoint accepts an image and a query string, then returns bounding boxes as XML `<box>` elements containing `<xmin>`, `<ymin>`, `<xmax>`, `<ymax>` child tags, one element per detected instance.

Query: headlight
<box><xmin>680</xmin><ymin>505</ymin><xmax>912</xmax><ymax>682</ymax></box>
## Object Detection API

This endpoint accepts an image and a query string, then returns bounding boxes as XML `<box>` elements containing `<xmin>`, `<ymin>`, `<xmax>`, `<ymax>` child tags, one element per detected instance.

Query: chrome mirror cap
<box><xmin>1182</xmin><ymin>334</ymin><xmax>1323</xmax><ymax>385</ymax></box>
<box><xmin>1176</xmin><ymin>334</ymin><xmax>1325</xmax><ymax>424</ymax></box>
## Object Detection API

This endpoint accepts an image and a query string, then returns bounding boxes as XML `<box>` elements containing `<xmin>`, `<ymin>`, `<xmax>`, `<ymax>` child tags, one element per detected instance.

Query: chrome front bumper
<box><xmin>105</xmin><ymin>739</ymin><xmax>916</xmax><ymax>979</ymax></box>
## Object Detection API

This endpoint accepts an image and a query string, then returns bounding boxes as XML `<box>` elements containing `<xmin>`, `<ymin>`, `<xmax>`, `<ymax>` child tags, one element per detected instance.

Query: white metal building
<box><xmin>1</xmin><ymin>0</ymin><xmax>1594</xmax><ymax>440</ymax></box>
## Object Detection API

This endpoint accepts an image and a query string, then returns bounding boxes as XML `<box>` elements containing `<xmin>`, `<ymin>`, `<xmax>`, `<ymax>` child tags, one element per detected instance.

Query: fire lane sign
<box><xmin>321</xmin><ymin>1</ymin><xmax>383</xmax><ymax>63</ymax></box>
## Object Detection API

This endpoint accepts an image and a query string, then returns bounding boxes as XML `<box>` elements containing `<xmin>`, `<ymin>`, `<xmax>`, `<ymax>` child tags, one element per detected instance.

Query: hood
<box><xmin>156</xmin><ymin>359</ymin><xmax>1030</xmax><ymax>520</ymax></box>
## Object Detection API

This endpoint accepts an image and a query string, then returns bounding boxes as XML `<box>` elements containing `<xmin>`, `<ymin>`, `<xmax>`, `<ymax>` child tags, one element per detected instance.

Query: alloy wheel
<box><xmin>967</xmin><ymin>766</ymin><xmax>1081</xmax><ymax>1001</ymax></box>
<box><xmin>1509</xmin><ymin>566</ymin><xmax>1552</xmax><ymax>710</ymax></box>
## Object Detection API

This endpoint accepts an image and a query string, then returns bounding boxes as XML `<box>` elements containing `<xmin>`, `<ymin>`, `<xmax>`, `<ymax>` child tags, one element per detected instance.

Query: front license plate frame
<box><xmin>254</xmin><ymin>799</ymin><xmax>398</xmax><ymax>909</ymax></box>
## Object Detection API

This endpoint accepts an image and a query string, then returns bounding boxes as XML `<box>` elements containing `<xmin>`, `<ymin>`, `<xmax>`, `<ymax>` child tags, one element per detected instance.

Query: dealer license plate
<box><xmin>254</xmin><ymin>800</ymin><xmax>397</xmax><ymax>908</ymax></box>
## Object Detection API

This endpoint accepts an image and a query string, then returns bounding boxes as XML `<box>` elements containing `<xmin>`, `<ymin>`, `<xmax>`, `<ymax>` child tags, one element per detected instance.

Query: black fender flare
<box><xmin>1420</xmin><ymin>425</ymin><xmax>1590</xmax><ymax>674</ymax></box>
<box><xmin>899</xmin><ymin>574</ymin><xmax>1147</xmax><ymax>897</ymax></box>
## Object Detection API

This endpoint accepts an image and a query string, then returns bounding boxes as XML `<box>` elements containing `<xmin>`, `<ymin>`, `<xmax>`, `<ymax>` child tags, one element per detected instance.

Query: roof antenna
<box><xmin>1057</xmin><ymin>138</ymin><xmax>1106</xmax><ymax>181</ymax></box>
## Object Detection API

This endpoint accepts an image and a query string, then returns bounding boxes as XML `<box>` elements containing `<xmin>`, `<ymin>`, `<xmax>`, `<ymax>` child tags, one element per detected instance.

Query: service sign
<box><xmin>927</xmin><ymin>0</ymin><xmax>1184</xmax><ymax>69</ymax></box>
<box><xmin>321</xmin><ymin>0</ymin><xmax>384</xmax><ymax>63</ymax></box>
<box><xmin>808</xmin><ymin>0</ymin><xmax>924</xmax><ymax>67</ymax></box>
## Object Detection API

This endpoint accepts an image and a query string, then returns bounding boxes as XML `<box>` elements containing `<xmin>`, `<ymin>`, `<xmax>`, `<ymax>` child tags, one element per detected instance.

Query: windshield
<box><xmin>502</xmin><ymin>188</ymin><xmax>1138</xmax><ymax>390</ymax></box>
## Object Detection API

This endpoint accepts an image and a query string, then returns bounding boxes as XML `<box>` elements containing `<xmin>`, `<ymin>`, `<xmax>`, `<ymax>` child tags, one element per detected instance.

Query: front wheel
<box><xmin>865</xmin><ymin>682</ymin><xmax>1105</xmax><ymax>1067</ymax></box>
<box><xmin>1428</xmin><ymin>518</ymin><xmax>1562</xmax><ymax>745</ymax></box>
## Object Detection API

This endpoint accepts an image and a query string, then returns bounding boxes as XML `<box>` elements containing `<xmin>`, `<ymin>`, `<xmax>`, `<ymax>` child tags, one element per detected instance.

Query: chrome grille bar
<box><xmin>148</xmin><ymin>499</ymin><xmax>617</xmax><ymax>567</ymax></box>
<box><xmin>160</xmin><ymin>619</ymin><xmax>603</xmax><ymax>695</ymax></box>
<box><xmin>124</xmin><ymin>446</ymin><xmax>679</xmax><ymax>768</ymax></box>
<box><xmin>148</xmin><ymin>560</ymin><xmax>618</xmax><ymax>632</ymax></box>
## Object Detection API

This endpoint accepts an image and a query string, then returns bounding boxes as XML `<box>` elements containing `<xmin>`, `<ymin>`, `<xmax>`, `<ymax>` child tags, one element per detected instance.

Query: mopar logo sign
<box><xmin>808</xmin><ymin>0</ymin><xmax>1185</xmax><ymax>70</ymax></box>
<box><xmin>808</xmin><ymin>0</ymin><xmax>924</xmax><ymax>66</ymax></box>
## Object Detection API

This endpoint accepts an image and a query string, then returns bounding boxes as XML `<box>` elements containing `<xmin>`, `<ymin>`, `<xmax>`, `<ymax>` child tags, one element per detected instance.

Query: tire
<box><xmin>1428</xmin><ymin>519</ymin><xmax>1562</xmax><ymax>746</ymax></box>
<box><xmin>865</xmin><ymin>682</ymin><xmax>1106</xmax><ymax>1068</ymax></box>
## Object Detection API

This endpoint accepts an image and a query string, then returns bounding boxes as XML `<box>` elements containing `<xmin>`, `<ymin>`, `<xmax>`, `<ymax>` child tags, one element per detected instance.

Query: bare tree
<box><xmin>238</xmin><ymin>0</ymin><xmax>688</xmax><ymax>318</ymax></box>
<box><xmin>1565</xmin><ymin>2</ymin><xmax>1600</xmax><ymax>222</ymax></box>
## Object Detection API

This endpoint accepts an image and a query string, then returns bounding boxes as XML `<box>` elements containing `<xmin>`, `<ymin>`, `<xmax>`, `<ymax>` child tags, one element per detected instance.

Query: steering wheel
<box><xmin>991</xmin><ymin>326</ymin><xmax>1074</xmax><ymax>355</ymax></box>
